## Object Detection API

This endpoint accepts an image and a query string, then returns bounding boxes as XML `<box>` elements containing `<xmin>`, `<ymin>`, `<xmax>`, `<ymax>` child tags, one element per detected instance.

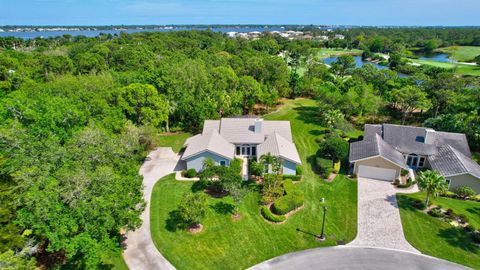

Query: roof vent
<box><xmin>254</xmin><ymin>118</ymin><xmax>263</xmax><ymax>134</ymax></box>
<box><xmin>425</xmin><ymin>128</ymin><xmax>436</xmax><ymax>145</ymax></box>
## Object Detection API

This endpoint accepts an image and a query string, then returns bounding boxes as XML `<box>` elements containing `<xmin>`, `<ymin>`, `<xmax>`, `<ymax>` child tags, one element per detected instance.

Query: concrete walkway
<box><xmin>348</xmin><ymin>177</ymin><xmax>420</xmax><ymax>253</ymax></box>
<box><xmin>123</xmin><ymin>148</ymin><xmax>180</xmax><ymax>270</ymax></box>
<box><xmin>249</xmin><ymin>246</ymin><xmax>470</xmax><ymax>270</ymax></box>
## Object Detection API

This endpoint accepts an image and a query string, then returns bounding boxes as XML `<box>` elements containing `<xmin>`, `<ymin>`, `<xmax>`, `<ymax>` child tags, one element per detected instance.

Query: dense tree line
<box><xmin>0</xmin><ymin>29</ymin><xmax>479</xmax><ymax>268</ymax></box>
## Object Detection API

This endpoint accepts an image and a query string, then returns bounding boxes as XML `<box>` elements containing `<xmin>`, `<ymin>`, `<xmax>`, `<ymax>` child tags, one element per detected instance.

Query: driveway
<box><xmin>348</xmin><ymin>177</ymin><xmax>419</xmax><ymax>253</ymax></box>
<box><xmin>123</xmin><ymin>147</ymin><xmax>180</xmax><ymax>270</ymax></box>
<box><xmin>249</xmin><ymin>246</ymin><xmax>470</xmax><ymax>270</ymax></box>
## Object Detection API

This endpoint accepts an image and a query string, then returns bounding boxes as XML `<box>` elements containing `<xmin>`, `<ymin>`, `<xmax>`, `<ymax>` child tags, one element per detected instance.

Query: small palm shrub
<box><xmin>428</xmin><ymin>207</ymin><xmax>444</xmax><ymax>218</ymax></box>
<box><xmin>455</xmin><ymin>186</ymin><xmax>477</xmax><ymax>200</ymax></box>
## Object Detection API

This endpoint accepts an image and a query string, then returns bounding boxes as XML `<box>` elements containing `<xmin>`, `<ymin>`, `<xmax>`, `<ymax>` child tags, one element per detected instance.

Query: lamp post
<box><xmin>317</xmin><ymin>206</ymin><xmax>327</xmax><ymax>241</ymax></box>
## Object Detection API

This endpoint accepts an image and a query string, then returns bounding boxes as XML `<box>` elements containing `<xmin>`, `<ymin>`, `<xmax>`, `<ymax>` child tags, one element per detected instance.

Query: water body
<box><xmin>417</xmin><ymin>53</ymin><xmax>455</xmax><ymax>63</ymax></box>
<box><xmin>321</xmin><ymin>55</ymin><xmax>409</xmax><ymax>78</ymax></box>
<box><xmin>0</xmin><ymin>26</ymin><xmax>285</xmax><ymax>39</ymax></box>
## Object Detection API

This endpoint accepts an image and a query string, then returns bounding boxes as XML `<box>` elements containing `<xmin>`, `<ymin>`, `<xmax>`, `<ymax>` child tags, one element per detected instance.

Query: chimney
<box><xmin>425</xmin><ymin>128</ymin><xmax>436</xmax><ymax>144</ymax></box>
<box><xmin>254</xmin><ymin>118</ymin><xmax>263</xmax><ymax>133</ymax></box>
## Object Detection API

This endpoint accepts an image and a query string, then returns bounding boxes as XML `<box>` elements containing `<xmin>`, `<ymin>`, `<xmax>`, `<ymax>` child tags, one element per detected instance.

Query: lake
<box><xmin>321</xmin><ymin>55</ymin><xmax>409</xmax><ymax>77</ymax></box>
<box><xmin>416</xmin><ymin>52</ymin><xmax>456</xmax><ymax>63</ymax></box>
<box><xmin>0</xmin><ymin>26</ymin><xmax>285</xmax><ymax>39</ymax></box>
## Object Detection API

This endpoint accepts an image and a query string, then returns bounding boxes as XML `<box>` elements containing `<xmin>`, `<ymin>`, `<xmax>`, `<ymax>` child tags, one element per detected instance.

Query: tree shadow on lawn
<box><xmin>396</xmin><ymin>195</ymin><xmax>421</xmax><ymax>212</ymax></box>
<box><xmin>438</xmin><ymin>227</ymin><xmax>479</xmax><ymax>253</ymax></box>
<box><xmin>466</xmin><ymin>207</ymin><xmax>480</xmax><ymax>216</ymax></box>
<box><xmin>210</xmin><ymin>202</ymin><xmax>235</xmax><ymax>215</ymax></box>
<box><xmin>165</xmin><ymin>210</ymin><xmax>188</xmax><ymax>232</ymax></box>
<box><xmin>294</xmin><ymin>106</ymin><xmax>322</xmax><ymax>125</ymax></box>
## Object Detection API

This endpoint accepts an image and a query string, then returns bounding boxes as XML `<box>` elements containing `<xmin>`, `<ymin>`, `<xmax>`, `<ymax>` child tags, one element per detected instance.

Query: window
<box><xmin>418</xmin><ymin>157</ymin><xmax>425</xmax><ymax>167</ymax></box>
<box><xmin>236</xmin><ymin>146</ymin><xmax>240</xmax><ymax>155</ymax></box>
<box><xmin>220</xmin><ymin>160</ymin><xmax>226</xmax><ymax>166</ymax></box>
<box><xmin>241</xmin><ymin>147</ymin><xmax>246</xmax><ymax>155</ymax></box>
<box><xmin>415</xmin><ymin>136</ymin><xmax>425</xmax><ymax>143</ymax></box>
<box><xmin>247</xmin><ymin>147</ymin><xmax>251</xmax><ymax>156</ymax></box>
<box><xmin>252</xmin><ymin>146</ymin><xmax>256</xmax><ymax>156</ymax></box>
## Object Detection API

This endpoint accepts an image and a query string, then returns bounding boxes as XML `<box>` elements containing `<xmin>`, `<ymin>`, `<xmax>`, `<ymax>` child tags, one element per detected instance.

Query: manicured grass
<box><xmin>398</xmin><ymin>193</ymin><xmax>480</xmax><ymax>269</ymax></box>
<box><xmin>157</xmin><ymin>132</ymin><xmax>192</xmax><ymax>153</ymax></box>
<box><xmin>150</xmin><ymin>98</ymin><xmax>357</xmax><ymax>270</ymax></box>
<box><xmin>315</xmin><ymin>48</ymin><xmax>363</xmax><ymax>58</ymax></box>
<box><xmin>102</xmin><ymin>250</ymin><xmax>129</xmax><ymax>270</ymax></box>
<box><xmin>409</xmin><ymin>58</ymin><xmax>480</xmax><ymax>76</ymax></box>
<box><xmin>437</xmin><ymin>46</ymin><xmax>480</xmax><ymax>62</ymax></box>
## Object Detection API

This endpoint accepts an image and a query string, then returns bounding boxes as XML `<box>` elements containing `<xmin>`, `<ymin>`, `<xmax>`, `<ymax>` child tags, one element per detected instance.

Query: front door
<box><xmin>407</xmin><ymin>154</ymin><xmax>419</xmax><ymax>168</ymax></box>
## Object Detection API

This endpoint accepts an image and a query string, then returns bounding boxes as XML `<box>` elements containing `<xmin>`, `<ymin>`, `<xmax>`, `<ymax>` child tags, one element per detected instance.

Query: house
<box><xmin>182</xmin><ymin>117</ymin><xmax>301</xmax><ymax>175</ymax></box>
<box><xmin>349</xmin><ymin>124</ymin><xmax>480</xmax><ymax>192</ymax></box>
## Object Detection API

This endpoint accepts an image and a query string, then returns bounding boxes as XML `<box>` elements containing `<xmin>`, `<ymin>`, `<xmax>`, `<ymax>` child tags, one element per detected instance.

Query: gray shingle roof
<box><xmin>349</xmin><ymin>134</ymin><xmax>407</xmax><ymax>168</ymax></box>
<box><xmin>257</xmin><ymin>133</ymin><xmax>301</xmax><ymax>164</ymax></box>
<box><xmin>364</xmin><ymin>124</ymin><xmax>382</xmax><ymax>139</ymax></box>
<box><xmin>217</xmin><ymin>118</ymin><xmax>293</xmax><ymax>144</ymax></box>
<box><xmin>202</xmin><ymin>120</ymin><xmax>220</xmax><ymax>134</ymax></box>
<box><xmin>182</xmin><ymin>130</ymin><xmax>235</xmax><ymax>160</ymax></box>
<box><xmin>382</xmin><ymin>124</ymin><xmax>437</xmax><ymax>155</ymax></box>
<box><xmin>434</xmin><ymin>131</ymin><xmax>471</xmax><ymax>157</ymax></box>
<box><xmin>428</xmin><ymin>145</ymin><xmax>480</xmax><ymax>178</ymax></box>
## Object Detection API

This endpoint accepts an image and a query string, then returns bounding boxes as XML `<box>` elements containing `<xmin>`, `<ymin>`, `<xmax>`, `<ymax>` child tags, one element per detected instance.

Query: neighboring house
<box><xmin>182</xmin><ymin>117</ymin><xmax>301</xmax><ymax>175</ymax></box>
<box><xmin>349</xmin><ymin>124</ymin><xmax>480</xmax><ymax>192</ymax></box>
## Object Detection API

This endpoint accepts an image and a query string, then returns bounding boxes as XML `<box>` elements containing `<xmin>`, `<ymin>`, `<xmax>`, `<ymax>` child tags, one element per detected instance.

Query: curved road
<box><xmin>123</xmin><ymin>148</ymin><xmax>180</xmax><ymax>270</ymax></box>
<box><xmin>249</xmin><ymin>246</ymin><xmax>471</xmax><ymax>270</ymax></box>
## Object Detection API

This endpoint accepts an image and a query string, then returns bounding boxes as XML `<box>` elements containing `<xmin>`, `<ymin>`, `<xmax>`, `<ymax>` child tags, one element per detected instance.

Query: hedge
<box><xmin>283</xmin><ymin>174</ymin><xmax>302</xmax><ymax>181</ymax></box>
<box><xmin>261</xmin><ymin>206</ymin><xmax>286</xmax><ymax>222</ymax></box>
<box><xmin>272</xmin><ymin>180</ymin><xmax>304</xmax><ymax>215</ymax></box>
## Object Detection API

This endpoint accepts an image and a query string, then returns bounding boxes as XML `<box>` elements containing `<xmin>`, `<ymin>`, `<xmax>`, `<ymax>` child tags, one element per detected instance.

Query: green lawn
<box><xmin>150</xmin><ymin>98</ymin><xmax>358</xmax><ymax>270</ymax></box>
<box><xmin>437</xmin><ymin>46</ymin><xmax>480</xmax><ymax>62</ymax></box>
<box><xmin>103</xmin><ymin>251</ymin><xmax>129</xmax><ymax>270</ymax></box>
<box><xmin>315</xmin><ymin>48</ymin><xmax>363</xmax><ymax>58</ymax></box>
<box><xmin>398</xmin><ymin>193</ymin><xmax>480</xmax><ymax>269</ymax></box>
<box><xmin>409</xmin><ymin>58</ymin><xmax>480</xmax><ymax>76</ymax></box>
<box><xmin>157</xmin><ymin>132</ymin><xmax>192</xmax><ymax>153</ymax></box>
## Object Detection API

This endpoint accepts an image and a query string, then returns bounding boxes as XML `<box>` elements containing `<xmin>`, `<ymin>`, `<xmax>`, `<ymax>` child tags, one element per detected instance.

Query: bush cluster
<box><xmin>261</xmin><ymin>206</ymin><xmax>286</xmax><ymax>222</ymax></box>
<box><xmin>397</xmin><ymin>177</ymin><xmax>417</xmax><ymax>188</ymax></box>
<box><xmin>272</xmin><ymin>180</ymin><xmax>304</xmax><ymax>215</ymax></box>
<box><xmin>230</xmin><ymin>158</ymin><xmax>243</xmax><ymax>174</ymax></box>
<box><xmin>428</xmin><ymin>207</ymin><xmax>444</xmax><ymax>218</ymax></box>
<box><xmin>183</xmin><ymin>168</ymin><xmax>197</xmax><ymax>178</ymax></box>
<box><xmin>295</xmin><ymin>166</ymin><xmax>303</xmax><ymax>176</ymax></box>
<box><xmin>411</xmin><ymin>198</ymin><xmax>427</xmax><ymax>210</ymax></box>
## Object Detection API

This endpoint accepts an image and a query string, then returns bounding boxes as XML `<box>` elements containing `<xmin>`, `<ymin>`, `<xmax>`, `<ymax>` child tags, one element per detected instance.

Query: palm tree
<box><xmin>416</xmin><ymin>170</ymin><xmax>448</xmax><ymax>206</ymax></box>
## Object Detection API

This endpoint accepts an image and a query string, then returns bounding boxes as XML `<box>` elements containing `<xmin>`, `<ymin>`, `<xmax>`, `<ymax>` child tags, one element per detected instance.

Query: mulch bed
<box><xmin>188</xmin><ymin>224</ymin><xmax>204</xmax><ymax>234</ymax></box>
<box><xmin>204</xmin><ymin>188</ymin><xmax>228</xmax><ymax>198</ymax></box>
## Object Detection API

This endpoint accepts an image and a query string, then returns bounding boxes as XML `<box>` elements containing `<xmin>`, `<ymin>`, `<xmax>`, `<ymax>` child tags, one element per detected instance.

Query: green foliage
<box><xmin>184</xmin><ymin>169</ymin><xmax>197</xmax><ymax>178</ymax></box>
<box><xmin>0</xmin><ymin>250</ymin><xmax>36</xmax><ymax>270</ymax></box>
<box><xmin>455</xmin><ymin>186</ymin><xmax>477</xmax><ymax>200</ymax></box>
<box><xmin>178</xmin><ymin>192</ymin><xmax>208</xmax><ymax>226</ymax></box>
<box><xmin>417</xmin><ymin>170</ymin><xmax>448</xmax><ymax>206</ymax></box>
<box><xmin>272</xmin><ymin>180</ymin><xmax>304</xmax><ymax>215</ymax></box>
<box><xmin>229</xmin><ymin>158</ymin><xmax>243</xmax><ymax>174</ymax></box>
<box><xmin>282</xmin><ymin>175</ymin><xmax>302</xmax><ymax>181</ymax></box>
<box><xmin>318</xmin><ymin>135</ymin><xmax>349</xmax><ymax>163</ymax></box>
<box><xmin>260</xmin><ymin>206</ymin><xmax>286</xmax><ymax>223</ymax></box>
<box><xmin>248</xmin><ymin>160</ymin><xmax>264</xmax><ymax>176</ymax></box>
<box><xmin>295</xmin><ymin>166</ymin><xmax>303</xmax><ymax>176</ymax></box>
<box><xmin>428</xmin><ymin>207</ymin><xmax>445</xmax><ymax>218</ymax></box>
<box><xmin>391</xmin><ymin>85</ymin><xmax>432</xmax><ymax>124</ymax></box>
<box><xmin>331</xmin><ymin>55</ymin><xmax>356</xmax><ymax>77</ymax></box>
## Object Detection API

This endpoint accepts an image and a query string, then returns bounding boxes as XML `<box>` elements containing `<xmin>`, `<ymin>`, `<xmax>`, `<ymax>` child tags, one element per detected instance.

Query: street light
<box><xmin>316</xmin><ymin>205</ymin><xmax>327</xmax><ymax>241</ymax></box>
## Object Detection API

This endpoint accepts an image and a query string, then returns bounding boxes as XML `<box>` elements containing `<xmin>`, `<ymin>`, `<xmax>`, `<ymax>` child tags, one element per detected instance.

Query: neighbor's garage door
<box><xmin>357</xmin><ymin>165</ymin><xmax>396</xmax><ymax>181</ymax></box>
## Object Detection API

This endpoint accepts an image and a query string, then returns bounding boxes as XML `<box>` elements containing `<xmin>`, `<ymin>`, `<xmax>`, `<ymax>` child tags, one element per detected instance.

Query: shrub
<box><xmin>441</xmin><ymin>191</ymin><xmax>456</xmax><ymax>198</ymax></box>
<box><xmin>249</xmin><ymin>160</ymin><xmax>264</xmax><ymax>176</ymax></box>
<box><xmin>411</xmin><ymin>198</ymin><xmax>426</xmax><ymax>210</ymax></box>
<box><xmin>230</xmin><ymin>158</ymin><xmax>243</xmax><ymax>174</ymax></box>
<box><xmin>261</xmin><ymin>206</ymin><xmax>286</xmax><ymax>222</ymax></box>
<box><xmin>464</xmin><ymin>224</ymin><xmax>476</xmax><ymax>232</ymax></box>
<box><xmin>457</xmin><ymin>214</ymin><xmax>469</xmax><ymax>224</ymax></box>
<box><xmin>178</xmin><ymin>192</ymin><xmax>208</xmax><ymax>226</ymax></box>
<box><xmin>333</xmin><ymin>161</ymin><xmax>341</xmax><ymax>173</ymax></box>
<box><xmin>455</xmin><ymin>186</ymin><xmax>477</xmax><ymax>200</ymax></box>
<box><xmin>428</xmin><ymin>207</ymin><xmax>444</xmax><ymax>218</ymax></box>
<box><xmin>272</xmin><ymin>180</ymin><xmax>304</xmax><ymax>215</ymax></box>
<box><xmin>295</xmin><ymin>166</ymin><xmax>303</xmax><ymax>176</ymax></box>
<box><xmin>316</xmin><ymin>157</ymin><xmax>333</xmax><ymax>176</ymax></box>
<box><xmin>184</xmin><ymin>168</ymin><xmax>197</xmax><ymax>178</ymax></box>
<box><xmin>471</xmin><ymin>231</ymin><xmax>480</xmax><ymax>244</ymax></box>
<box><xmin>397</xmin><ymin>177</ymin><xmax>414</xmax><ymax>188</ymax></box>
<box><xmin>401</xmin><ymin>169</ymin><xmax>409</xmax><ymax>176</ymax></box>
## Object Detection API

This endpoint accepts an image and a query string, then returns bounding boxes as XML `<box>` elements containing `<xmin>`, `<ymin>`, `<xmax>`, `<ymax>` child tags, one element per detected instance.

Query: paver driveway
<box><xmin>348</xmin><ymin>177</ymin><xmax>419</xmax><ymax>253</ymax></box>
<box><xmin>123</xmin><ymin>147</ymin><xmax>180</xmax><ymax>270</ymax></box>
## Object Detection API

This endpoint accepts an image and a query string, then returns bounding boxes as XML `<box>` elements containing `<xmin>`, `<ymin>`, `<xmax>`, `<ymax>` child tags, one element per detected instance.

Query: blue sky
<box><xmin>1</xmin><ymin>0</ymin><xmax>479</xmax><ymax>26</ymax></box>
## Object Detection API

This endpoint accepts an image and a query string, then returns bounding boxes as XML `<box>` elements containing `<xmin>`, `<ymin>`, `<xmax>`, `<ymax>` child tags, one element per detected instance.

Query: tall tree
<box><xmin>331</xmin><ymin>55</ymin><xmax>356</xmax><ymax>78</ymax></box>
<box><xmin>391</xmin><ymin>86</ymin><xmax>432</xmax><ymax>124</ymax></box>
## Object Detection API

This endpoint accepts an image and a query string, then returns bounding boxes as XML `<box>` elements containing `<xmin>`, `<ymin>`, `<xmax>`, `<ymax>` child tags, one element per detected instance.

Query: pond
<box><xmin>321</xmin><ymin>55</ymin><xmax>408</xmax><ymax>77</ymax></box>
<box><xmin>416</xmin><ymin>52</ymin><xmax>456</xmax><ymax>63</ymax></box>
